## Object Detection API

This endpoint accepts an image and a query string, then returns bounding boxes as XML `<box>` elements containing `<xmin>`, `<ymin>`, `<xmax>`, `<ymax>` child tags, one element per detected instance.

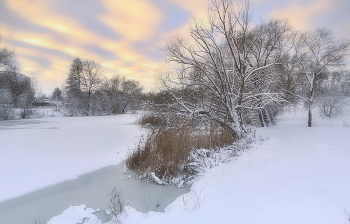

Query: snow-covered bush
<box><xmin>125</xmin><ymin>122</ymin><xmax>257</xmax><ymax>185</ymax></box>
<box><xmin>0</xmin><ymin>89</ymin><xmax>13</xmax><ymax>120</ymax></box>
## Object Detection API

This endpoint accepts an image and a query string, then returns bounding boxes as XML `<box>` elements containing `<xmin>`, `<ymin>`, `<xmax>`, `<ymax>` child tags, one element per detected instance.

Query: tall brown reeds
<box><xmin>125</xmin><ymin>122</ymin><xmax>235</xmax><ymax>182</ymax></box>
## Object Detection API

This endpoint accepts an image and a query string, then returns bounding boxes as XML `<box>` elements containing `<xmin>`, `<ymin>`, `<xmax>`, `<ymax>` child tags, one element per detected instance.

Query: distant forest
<box><xmin>1</xmin><ymin>0</ymin><xmax>350</xmax><ymax>127</ymax></box>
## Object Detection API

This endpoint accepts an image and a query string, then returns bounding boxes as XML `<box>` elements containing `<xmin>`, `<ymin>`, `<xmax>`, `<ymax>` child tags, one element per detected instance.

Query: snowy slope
<box><xmin>116</xmin><ymin>114</ymin><xmax>350</xmax><ymax>224</ymax></box>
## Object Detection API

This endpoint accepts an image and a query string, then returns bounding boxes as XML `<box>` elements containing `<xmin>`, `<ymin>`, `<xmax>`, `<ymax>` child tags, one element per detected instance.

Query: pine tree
<box><xmin>66</xmin><ymin>57</ymin><xmax>83</xmax><ymax>95</ymax></box>
<box><xmin>65</xmin><ymin>58</ymin><xmax>88</xmax><ymax>115</ymax></box>
<box><xmin>51</xmin><ymin>87</ymin><xmax>62</xmax><ymax>101</ymax></box>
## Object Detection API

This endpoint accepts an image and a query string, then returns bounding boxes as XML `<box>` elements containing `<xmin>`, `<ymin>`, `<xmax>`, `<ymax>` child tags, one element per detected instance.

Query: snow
<box><xmin>150</xmin><ymin>172</ymin><xmax>164</xmax><ymax>185</ymax></box>
<box><xmin>116</xmin><ymin>112</ymin><xmax>350</xmax><ymax>224</ymax></box>
<box><xmin>4</xmin><ymin>110</ymin><xmax>350</xmax><ymax>224</ymax></box>
<box><xmin>46</xmin><ymin>204</ymin><xmax>101</xmax><ymax>224</ymax></box>
<box><xmin>0</xmin><ymin>114</ymin><xmax>145</xmax><ymax>202</ymax></box>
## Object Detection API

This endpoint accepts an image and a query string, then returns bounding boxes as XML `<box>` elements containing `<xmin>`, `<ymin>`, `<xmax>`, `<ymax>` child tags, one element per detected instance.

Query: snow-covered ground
<box><xmin>0</xmin><ymin>114</ymin><xmax>144</xmax><ymax>202</ymax></box>
<box><xmin>117</xmin><ymin>112</ymin><xmax>350</xmax><ymax>224</ymax></box>
<box><xmin>3</xmin><ymin>110</ymin><xmax>350</xmax><ymax>224</ymax></box>
<box><xmin>46</xmin><ymin>110</ymin><xmax>350</xmax><ymax>224</ymax></box>
<box><xmin>0</xmin><ymin>114</ymin><xmax>192</xmax><ymax>224</ymax></box>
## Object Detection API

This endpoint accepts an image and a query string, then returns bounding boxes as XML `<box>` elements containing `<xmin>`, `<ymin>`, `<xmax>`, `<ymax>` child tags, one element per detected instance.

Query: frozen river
<box><xmin>0</xmin><ymin>115</ymin><xmax>190</xmax><ymax>224</ymax></box>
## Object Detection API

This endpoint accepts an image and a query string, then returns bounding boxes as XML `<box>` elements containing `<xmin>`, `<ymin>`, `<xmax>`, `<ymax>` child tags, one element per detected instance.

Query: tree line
<box><xmin>63</xmin><ymin>57</ymin><xmax>143</xmax><ymax>116</ymax></box>
<box><xmin>125</xmin><ymin>0</ymin><xmax>350</xmax><ymax>182</ymax></box>
<box><xmin>0</xmin><ymin>38</ymin><xmax>143</xmax><ymax>120</ymax></box>
<box><xmin>0</xmin><ymin>39</ymin><xmax>35</xmax><ymax>119</ymax></box>
<box><xmin>141</xmin><ymin>0</ymin><xmax>350</xmax><ymax>137</ymax></box>
<box><xmin>2</xmin><ymin>0</ymin><xmax>349</xmax><ymax>127</ymax></box>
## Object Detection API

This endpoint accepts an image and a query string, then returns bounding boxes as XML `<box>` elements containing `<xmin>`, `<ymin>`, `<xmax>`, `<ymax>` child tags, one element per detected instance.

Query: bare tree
<box><xmin>65</xmin><ymin>58</ymin><xmax>103</xmax><ymax>115</ymax></box>
<box><xmin>0</xmin><ymin>37</ymin><xmax>15</xmax><ymax>119</ymax></box>
<box><xmin>163</xmin><ymin>0</ymin><xmax>292</xmax><ymax>137</ymax></box>
<box><xmin>17</xmin><ymin>75</ymin><xmax>35</xmax><ymax>118</ymax></box>
<box><xmin>294</xmin><ymin>29</ymin><xmax>350</xmax><ymax>126</ymax></box>
<box><xmin>0</xmin><ymin>37</ymin><xmax>17</xmax><ymax>74</ymax></box>
<box><xmin>1</xmin><ymin>37</ymin><xmax>36</xmax><ymax>119</ymax></box>
<box><xmin>81</xmin><ymin>59</ymin><xmax>103</xmax><ymax>111</ymax></box>
<box><xmin>0</xmin><ymin>88</ymin><xmax>12</xmax><ymax>120</ymax></box>
<box><xmin>120</xmin><ymin>79</ymin><xmax>143</xmax><ymax>113</ymax></box>
<box><xmin>315</xmin><ymin>71</ymin><xmax>349</xmax><ymax>118</ymax></box>
<box><xmin>98</xmin><ymin>75</ymin><xmax>143</xmax><ymax>114</ymax></box>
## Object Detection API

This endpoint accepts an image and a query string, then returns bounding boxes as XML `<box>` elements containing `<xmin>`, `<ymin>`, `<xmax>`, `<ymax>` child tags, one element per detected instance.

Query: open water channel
<box><xmin>0</xmin><ymin>164</ymin><xmax>190</xmax><ymax>224</ymax></box>
<box><xmin>0</xmin><ymin>114</ymin><xmax>190</xmax><ymax>224</ymax></box>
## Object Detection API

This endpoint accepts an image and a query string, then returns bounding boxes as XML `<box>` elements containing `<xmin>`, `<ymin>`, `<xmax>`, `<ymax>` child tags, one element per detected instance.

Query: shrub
<box><xmin>0</xmin><ymin>89</ymin><xmax>13</xmax><ymax>120</ymax></box>
<box><xmin>125</xmin><ymin>122</ymin><xmax>235</xmax><ymax>183</ymax></box>
<box><xmin>0</xmin><ymin>105</ymin><xmax>12</xmax><ymax>120</ymax></box>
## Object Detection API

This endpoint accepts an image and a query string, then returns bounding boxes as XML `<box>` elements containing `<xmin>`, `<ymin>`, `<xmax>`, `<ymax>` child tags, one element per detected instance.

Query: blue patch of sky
<box><xmin>314</xmin><ymin>1</ymin><xmax>350</xmax><ymax>39</ymax></box>
<box><xmin>0</xmin><ymin>2</ymin><xmax>50</xmax><ymax>34</ymax></box>
<box><xmin>133</xmin><ymin>42</ymin><xmax>166</xmax><ymax>62</ymax></box>
<box><xmin>149</xmin><ymin>0</ymin><xmax>190</xmax><ymax>32</ymax></box>
<box><xmin>84</xmin><ymin>45</ymin><xmax>119</xmax><ymax>60</ymax></box>
<box><xmin>54</xmin><ymin>0</ymin><xmax>120</xmax><ymax>40</ymax></box>
<box><xmin>250</xmin><ymin>0</ymin><xmax>291</xmax><ymax>24</ymax></box>
<box><xmin>314</xmin><ymin>1</ymin><xmax>350</xmax><ymax>26</ymax></box>
<box><xmin>150</xmin><ymin>51</ymin><xmax>167</xmax><ymax>62</ymax></box>
<box><xmin>18</xmin><ymin>53</ymin><xmax>52</xmax><ymax>68</ymax></box>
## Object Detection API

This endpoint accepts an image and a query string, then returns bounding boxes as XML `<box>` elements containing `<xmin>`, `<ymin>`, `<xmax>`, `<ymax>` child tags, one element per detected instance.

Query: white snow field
<box><xmin>2</xmin><ymin>111</ymin><xmax>350</xmax><ymax>224</ymax></box>
<box><xmin>45</xmin><ymin>112</ymin><xmax>350</xmax><ymax>224</ymax></box>
<box><xmin>115</xmin><ymin>113</ymin><xmax>350</xmax><ymax>224</ymax></box>
<box><xmin>0</xmin><ymin>114</ymin><xmax>190</xmax><ymax>224</ymax></box>
<box><xmin>0</xmin><ymin>114</ymin><xmax>144</xmax><ymax>203</ymax></box>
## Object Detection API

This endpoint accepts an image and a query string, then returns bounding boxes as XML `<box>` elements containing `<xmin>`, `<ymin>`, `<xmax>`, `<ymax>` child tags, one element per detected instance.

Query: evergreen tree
<box><xmin>66</xmin><ymin>57</ymin><xmax>83</xmax><ymax>95</ymax></box>
<box><xmin>51</xmin><ymin>87</ymin><xmax>62</xmax><ymax>101</ymax></box>
<box><xmin>65</xmin><ymin>58</ymin><xmax>88</xmax><ymax>115</ymax></box>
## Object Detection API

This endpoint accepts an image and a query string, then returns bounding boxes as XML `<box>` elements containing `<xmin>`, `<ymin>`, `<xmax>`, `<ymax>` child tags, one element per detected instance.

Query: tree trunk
<box><xmin>308</xmin><ymin>104</ymin><xmax>312</xmax><ymax>127</ymax></box>
<box><xmin>259</xmin><ymin>110</ymin><xmax>265</xmax><ymax>127</ymax></box>
<box><xmin>236</xmin><ymin>77</ymin><xmax>246</xmax><ymax>132</ymax></box>
<box><xmin>308</xmin><ymin>84</ymin><xmax>315</xmax><ymax>127</ymax></box>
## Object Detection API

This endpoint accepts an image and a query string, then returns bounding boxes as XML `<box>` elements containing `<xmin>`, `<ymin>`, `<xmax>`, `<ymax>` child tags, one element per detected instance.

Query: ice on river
<box><xmin>0</xmin><ymin>114</ymin><xmax>145</xmax><ymax>203</ymax></box>
<box><xmin>3</xmin><ymin>112</ymin><xmax>350</xmax><ymax>224</ymax></box>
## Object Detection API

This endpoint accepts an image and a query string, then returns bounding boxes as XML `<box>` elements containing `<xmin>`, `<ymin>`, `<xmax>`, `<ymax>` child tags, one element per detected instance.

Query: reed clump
<box><xmin>125</xmin><ymin>122</ymin><xmax>235</xmax><ymax>182</ymax></box>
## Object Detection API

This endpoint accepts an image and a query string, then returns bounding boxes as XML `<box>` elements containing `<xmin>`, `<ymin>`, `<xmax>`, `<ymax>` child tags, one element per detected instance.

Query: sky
<box><xmin>0</xmin><ymin>0</ymin><xmax>349</xmax><ymax>95</ymax></box>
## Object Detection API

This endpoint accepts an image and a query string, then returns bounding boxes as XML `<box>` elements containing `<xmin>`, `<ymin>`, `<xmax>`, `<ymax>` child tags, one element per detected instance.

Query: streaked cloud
<box><xmin>0</xmin><ymin>0</ymin><xmax>349</xmax><ymax>94</ymax></box>
<box><xmin>268</xmin><ymin>0</ymin><xmax>333</xmax><ymax>31</ymax></box>
<box><xmin>99</xmin><ymin>0</ymin><xmax>164</xmax><ymax>42</ymax></box>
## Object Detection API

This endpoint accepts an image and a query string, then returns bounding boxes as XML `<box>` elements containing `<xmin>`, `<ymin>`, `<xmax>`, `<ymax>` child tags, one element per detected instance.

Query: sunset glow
<box><xmin>0</xmin><ymin>0</ymin><xmax>349</xmax><ymax>94</ymax></box>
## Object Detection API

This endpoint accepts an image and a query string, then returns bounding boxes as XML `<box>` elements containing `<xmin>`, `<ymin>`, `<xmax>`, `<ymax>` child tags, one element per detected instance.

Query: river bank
<box><xmin>0</xmin><ymin>164</ymin><xmax>190</xmax><ymax>224</ymax></box>
<box><xmin>0</xmin><ymin>115</ymin><xmax>188</xmax><ymax>223</ymax></box>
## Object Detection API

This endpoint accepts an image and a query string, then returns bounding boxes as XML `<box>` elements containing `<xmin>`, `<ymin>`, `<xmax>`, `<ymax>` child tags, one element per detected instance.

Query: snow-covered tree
<box><xmin>163</xmin><ymin>0</ymin><xmax>293</xmax><ymax>137</ymax></box>
<box><xmin>51</xmin><ymin>87</ymin><xmax>62</xmax><ymax>111</ymax></box>
<box><xmin>97</xmin><ymin>75</ymin><xmax>143</xmax><ymax>114</ymax></box>
<box><xmin>51</xmin><ymin>87</ymin><xmax>62</xmax><ymax>101</ymax></box>
<box><xmin>0</xmin><ymin>37</ymin><xmax>17</xmax><ymax>74</ymax></box>
<box><xmin>66</xmin><ymin>58</ymin><xmax>83</xmax><ymax>95</ymax></box>
<box><xmin>1</xmin><ymin>37</ymin><xmax>35</xmax><ymax>119</ymax></box>
<box><xmin>0</xmin><ymin>88</ymin><xmax>12</xmax><ymax>120</ymax></box>
<box><xmin>315</xmin><ymin>71</ymin><xmax>349</xmax><ymax>118</ymax></box>
<box><xmin>80</xmin><ymin>59</ymin><xmax>103</xmax><ymax>109</ymax></box>
<box><xmin>65</xmin><ymin>58</ymin><xmax>87</xmax><ymax>115</ymax></box>
<box><xmin>294</xmin><ymin>29</ymin><xmax>350</xmax><ymax>126</ymax></box>
<box><xmin>65</xmin><ymin>58</ymin><xmax>103</xmax><ymax>115</ymax></box>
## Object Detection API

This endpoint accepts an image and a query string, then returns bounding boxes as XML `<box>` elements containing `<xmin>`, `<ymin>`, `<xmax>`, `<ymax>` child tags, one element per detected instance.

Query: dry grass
<box><xmin>125</xmin><ymin>123</ymin><xmax>235</xmax><ymax>182</ymax></box>
<box><xmin>108</xmin><ymin>187</ymin><xmax>125</xmax><ymax>217</ymax></box>
<box><xmin>137</xmin><ymin>113</ymin><xmax>165</xmax><ymax>126</ymax></box>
